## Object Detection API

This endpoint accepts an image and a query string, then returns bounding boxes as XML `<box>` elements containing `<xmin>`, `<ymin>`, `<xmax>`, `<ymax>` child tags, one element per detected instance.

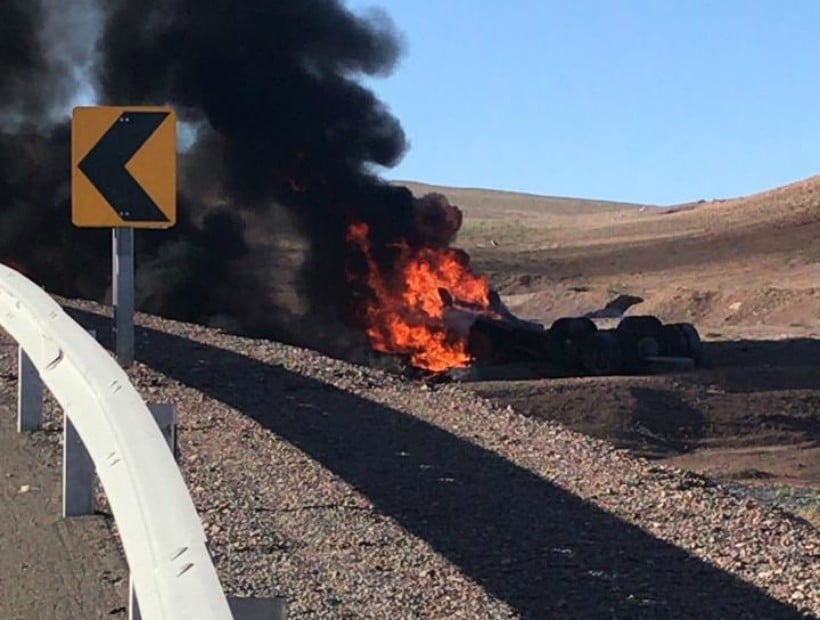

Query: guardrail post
<box><xmin>63</xmin><ymin>411</ymin><xmax>96</xmax><ymax>517</ymax></box>
<box><xmin>62</xmin><ymin>329</ymin><xmax>99</xmax><ymax>518</ymax></box>
<box><xmin>128</xmin><ymin>573</ymin><xmax>141</xmax><ymax>620</ymax></box>
<box><xmin>147</xmin><ymin>402</ymin><xmax>177</xmax><ymax>460</ymax></box>
<box><xmin>17</xmin><ymin>345</ymin><xmax>43</xmax><ymax>432</ymax></box>
<box><xmin>227</xmin><ymin>597</ymin><xmax>288</xmax><ymax>619</ymax></box>
<box><xmin>132</xmin><ymin>585</ymin><xmax>287</xmax><ymax>620</ymax></box>
<box><xmin>63</xmin><ymin>399</ymin><xmax>176</xmax><ymax>520</ymax></box>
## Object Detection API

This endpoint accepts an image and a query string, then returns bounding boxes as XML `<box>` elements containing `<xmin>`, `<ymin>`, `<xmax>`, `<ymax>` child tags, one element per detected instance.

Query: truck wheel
<box><xmin>660</xmin><ymin>324</ymin><xmax>688</xmax><ymax>357</ymax></box>
<box><xmin>549</xmin><ymin>317</ymin><xmax>597</xmax><ymax>369</ymax></box>
<box><xmin>671</xmin><ymin>322</ymin><xmax>703</xmax><ymax>363</ymax></box>
<box><xmin>616</xmin><ymin>315</ymin><xmax>663</xmax><ymax>369</ymax></box>
<box><xmin>582</xmin><ymin>330</ymin><xmax>624</xmax><ymax>375</ymax></box>
<box><xmin>636</xmin><ymin>335</ymin><xmax>660</xmax><ymax>359</ymax></box>
<box><xmin>617</xmin><ymin>315</ymin><xmax>664</xmax><ymax>340</ymax></box>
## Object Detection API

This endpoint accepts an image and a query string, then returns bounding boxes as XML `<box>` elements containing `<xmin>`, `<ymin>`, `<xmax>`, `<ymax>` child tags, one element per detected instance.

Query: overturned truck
<box><xmin>444</xmin><ymin>293</ymin><xmax>703</xmax><ymax>380</ymax></box>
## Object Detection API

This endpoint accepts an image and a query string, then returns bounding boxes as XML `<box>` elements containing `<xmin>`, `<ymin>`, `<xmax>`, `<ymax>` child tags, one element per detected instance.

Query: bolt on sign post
<box><xmin>71</xmin><ymin>106</ymin><xmax>177</xmax><ymax>367</ymax></box>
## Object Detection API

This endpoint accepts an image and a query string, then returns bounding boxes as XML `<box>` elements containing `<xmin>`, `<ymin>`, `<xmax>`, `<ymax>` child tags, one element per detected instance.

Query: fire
<box><xmin>347</xmin><ymin>222</ymin><xmax>492</xmax><ymax>372</ymax></box>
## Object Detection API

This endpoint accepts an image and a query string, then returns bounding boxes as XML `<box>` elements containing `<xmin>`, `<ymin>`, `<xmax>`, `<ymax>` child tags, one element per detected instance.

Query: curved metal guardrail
<box><xmin>0</xmin><ymin>263</ymin><xmax>233</xmax><ymax>620</ymax></box>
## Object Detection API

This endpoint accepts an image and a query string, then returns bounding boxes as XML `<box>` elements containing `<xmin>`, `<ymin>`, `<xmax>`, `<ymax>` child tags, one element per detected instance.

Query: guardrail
<box><xmin>0</xmin><ymin>263</ymin><xmax>282</xmax><ymax>619</ymax></box>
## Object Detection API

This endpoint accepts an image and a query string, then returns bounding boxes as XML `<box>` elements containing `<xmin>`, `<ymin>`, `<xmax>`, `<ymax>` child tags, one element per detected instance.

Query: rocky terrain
<box><xmin>0</xmin><ymin>295</ymin><xmax>818</xmax><ymax>618</ymax></box>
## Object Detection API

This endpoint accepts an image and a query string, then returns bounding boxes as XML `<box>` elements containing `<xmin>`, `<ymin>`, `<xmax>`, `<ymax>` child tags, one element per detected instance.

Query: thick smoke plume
<box><xmin>0</xmin><ymin>0</ymin><xmax>469</xmax><ymax>355</ymax></box>
<box><xmin>0</xmin><ymin>0</ymin><xmax>109</xmax><ymax>302</ymax></box>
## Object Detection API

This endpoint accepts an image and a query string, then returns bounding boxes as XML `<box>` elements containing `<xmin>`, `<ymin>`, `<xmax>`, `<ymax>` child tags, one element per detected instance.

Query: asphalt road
<box><xmin>0</xmin><ymin>397</ymin><xmax>128</xmax><ymax>619</ymax></box>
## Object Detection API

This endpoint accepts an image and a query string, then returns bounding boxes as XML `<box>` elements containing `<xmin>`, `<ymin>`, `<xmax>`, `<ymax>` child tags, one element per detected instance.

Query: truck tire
<box><xmin>616</xmin><ymin>315</ymin><xmax>663</xmax><ymax>370</ymax></box>
<box><xmin>617</xmin><ymin>315</ymin><xmax>664</xmax><ymax>340</ymax></box>
<box><xmin>581</xmin><ymin>330</ymin><xmax>624</xmax><ymax>375</ymax></box>
<box><xmin>660</xmin><ymin>324</ymin><xmax>684</xmax><ymax>356</ymax></box>
<box><xmin>549</xmin><ymin>317</ymin><xmax>597</xmax><ymax>370</ymax></box>
<box><xmin>669</xmin><ymin>322</ymin><xmax>703</xmax><ymax>363</ymax></box>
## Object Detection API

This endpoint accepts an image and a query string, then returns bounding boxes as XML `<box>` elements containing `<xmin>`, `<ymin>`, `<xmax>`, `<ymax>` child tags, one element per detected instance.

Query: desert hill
<box><xmin>398</xmin><ymin>180</ymin><xmax>650</xmax><ymax>217</ymax></box>
<box><xmin>403</xmin><ymin>175</ymin><xmax>820</xmax><ymax>335</ymax></box>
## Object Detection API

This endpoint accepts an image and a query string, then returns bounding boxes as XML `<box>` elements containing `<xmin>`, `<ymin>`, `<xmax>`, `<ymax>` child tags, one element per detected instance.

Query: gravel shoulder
<box><xmin>1</xmin><ymin>299</ymin><xmax>814</xmax><ymax>618</ymax></box>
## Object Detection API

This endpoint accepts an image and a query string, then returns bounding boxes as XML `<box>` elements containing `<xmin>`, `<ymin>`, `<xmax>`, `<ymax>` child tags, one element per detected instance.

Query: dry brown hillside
<box><xmin>406</xmin><ymin>176</ymin><xmax>820</xmax><ymax>335</ymax></box>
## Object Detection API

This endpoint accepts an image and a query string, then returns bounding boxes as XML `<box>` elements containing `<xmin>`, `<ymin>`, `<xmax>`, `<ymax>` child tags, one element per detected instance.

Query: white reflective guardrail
<box><xmin>0</xmin><ymin>263</ymin><xmax>234</xmax><ymax>620</ymax></box>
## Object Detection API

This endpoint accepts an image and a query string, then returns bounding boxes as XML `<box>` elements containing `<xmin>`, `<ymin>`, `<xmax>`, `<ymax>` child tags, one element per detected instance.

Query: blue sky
<box><xmin>346</xmin><ymin>0</ymin><xmax>820</xmax><ymax>205</ymax></box>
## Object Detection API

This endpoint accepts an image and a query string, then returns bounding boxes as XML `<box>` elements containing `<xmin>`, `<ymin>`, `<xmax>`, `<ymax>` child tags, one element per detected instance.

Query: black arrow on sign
<box><xmin>78</xmin><ymin>111</ymin><xmax>170</xmax><ymax>222</ymax></box>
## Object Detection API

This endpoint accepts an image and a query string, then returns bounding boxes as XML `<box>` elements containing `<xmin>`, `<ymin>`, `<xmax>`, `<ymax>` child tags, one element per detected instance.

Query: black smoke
<box><xmin>0</xmin><ymin>1</ymin><xmax>109</xmax><ymax>300</ymax></box>
<box><xmin>0</xmin><ymin>0</ymin><xmax>468</xmax><ymax>354</ymax></box>
<box><xmin>0</xmin><ymin>1</ymin><xmax>56</xmax><ymax>123</ymax></box>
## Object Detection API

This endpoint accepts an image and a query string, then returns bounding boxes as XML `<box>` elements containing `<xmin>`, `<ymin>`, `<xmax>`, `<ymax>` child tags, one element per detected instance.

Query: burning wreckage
<box><xmin>446</xmin><ymin>293</ymin><xmax>703</xmax><ymax>381</ymax></box>
<box><xmin>345</xmin><ymin>219</ymin><xmax>702</xmax><ymax>382</ymax></box>
<box><xmin>0</xmin><ymin>0</ymin><xmax>702</xmax><ymax>385</ymax></box>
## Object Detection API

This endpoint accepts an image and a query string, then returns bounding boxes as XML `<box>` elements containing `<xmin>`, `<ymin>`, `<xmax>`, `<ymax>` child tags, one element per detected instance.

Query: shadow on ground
<box><xmin>471</xmin><ymin>337</ymin><xmax>820</xmax><ymax>460</ymax></box>
<box><xmin>700</xmin><ymin>337</ymin><xmax>820</xmax><ymax>392</ymax></box>
<box><xmin>627</xmin><ymin>387</ymin><xmax>706</xmax><ymax>453</ymax></box>
<box><xmin>69</xmin><ymin>308</ymin><xmax>805</xmax><ymax>620</ymax></box>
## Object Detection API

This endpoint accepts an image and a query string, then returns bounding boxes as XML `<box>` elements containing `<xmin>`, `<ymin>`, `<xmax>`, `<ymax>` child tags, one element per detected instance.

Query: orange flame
<box><xmin>347</xmin><ymin>222</ymin><xmax>491</xmax><ymax>372</ymax></box>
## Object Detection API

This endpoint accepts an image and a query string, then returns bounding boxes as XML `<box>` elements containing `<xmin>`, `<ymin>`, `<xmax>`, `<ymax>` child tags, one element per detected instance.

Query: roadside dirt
<box><xmin>468</xmin><ymin>347</ymin><xmax>820</xmax><ymax>526</ymax></box>
<box><xmin>418</xmin><ymin>176</ymin><xmax>820</xmax><ymax>527</ymax></box>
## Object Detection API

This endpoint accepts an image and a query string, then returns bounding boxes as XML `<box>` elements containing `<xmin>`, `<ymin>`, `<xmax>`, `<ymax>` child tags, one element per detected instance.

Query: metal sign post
<box><xmin>71</xmin><ymin>105</ymin><xmax>177</xmax><ymax>368</ymax></box>
<box><xmin>112</xmin><ymin>228</ymin><xmax>135</xmax><ymax>367</ymax></box>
